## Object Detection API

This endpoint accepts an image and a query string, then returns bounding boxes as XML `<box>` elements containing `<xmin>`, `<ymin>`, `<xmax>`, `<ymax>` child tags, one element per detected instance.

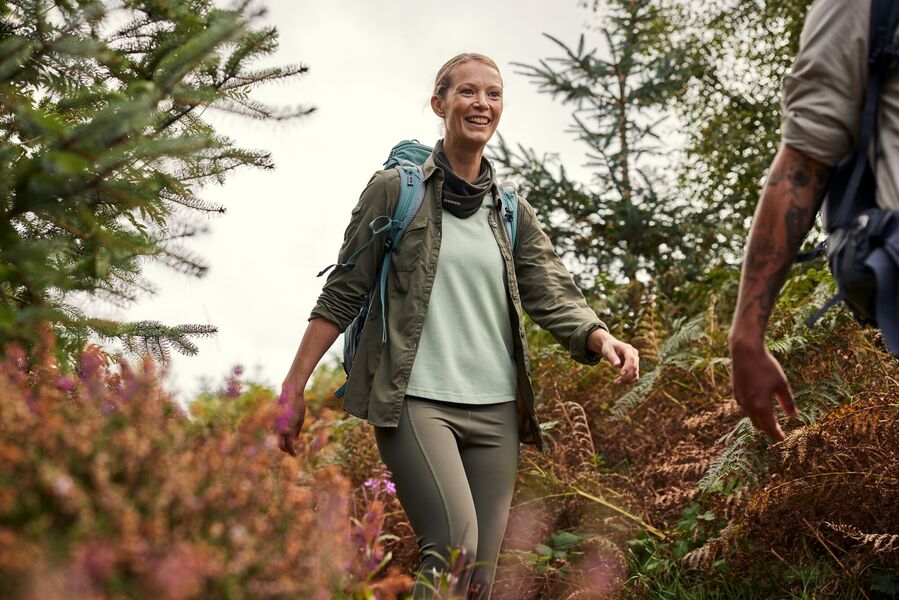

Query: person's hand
<box><xmin>730</xmin><ymin>342</ymin><xmax>797</xmax><ymax>441</ymax></box>
<box><xmin>588</xmin><ymin>328</ymin><xmax>640</xmax><ymax>384</ymax></box>
<box><xmin>275</xmin><ymin>380</ymin><xmax>307</xmax><ymax>456</ymax></box>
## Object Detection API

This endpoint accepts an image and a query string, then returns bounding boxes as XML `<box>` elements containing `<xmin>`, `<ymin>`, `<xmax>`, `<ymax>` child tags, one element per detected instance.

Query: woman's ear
<box><xmin>430</xmin><ymin>94</ymin><xmax>445</xmax><ymax>119</ymax></box>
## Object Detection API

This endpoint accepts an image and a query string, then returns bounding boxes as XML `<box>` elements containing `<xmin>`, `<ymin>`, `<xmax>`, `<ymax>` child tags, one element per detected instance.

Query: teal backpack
<box><xmin>319</xmin><ymin>140</ymin><xmax>520</xmax><ymax>397</ymax></box>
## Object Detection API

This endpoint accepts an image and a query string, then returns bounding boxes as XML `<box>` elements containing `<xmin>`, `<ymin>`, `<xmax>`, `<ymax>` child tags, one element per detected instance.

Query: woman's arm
<box><xmin>513</xmin><ymin>197</ymin><xmax>639</xmax><ymax>383</ymax></box>
<box><xmin>277</xmin><ymin>170</ymin><xmax>399</xmax><ymax>455</ymax></box>
<box><xmin>277</xmin><ymin>317</ymin><xmax>341</xmax><ymax>456</ymax></box>
<box><xmin>586</xmin><ymin>327</ymin><xmax>640</xmax><ymax>385</ymax></box>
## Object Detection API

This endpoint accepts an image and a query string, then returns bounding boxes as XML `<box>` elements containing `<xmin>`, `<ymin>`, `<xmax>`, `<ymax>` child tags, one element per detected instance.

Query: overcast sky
<box><xmin>112</xmin><ymin>0</ymin><xmax>606</xmax><ymax>402</ymax></box>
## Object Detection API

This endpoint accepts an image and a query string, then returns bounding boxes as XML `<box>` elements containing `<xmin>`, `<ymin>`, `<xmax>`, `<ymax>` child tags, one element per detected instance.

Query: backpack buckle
<box><xmin>855</xmin><ymin>213</ymin><xmax>870</xmax><ymax>231</ymax></box>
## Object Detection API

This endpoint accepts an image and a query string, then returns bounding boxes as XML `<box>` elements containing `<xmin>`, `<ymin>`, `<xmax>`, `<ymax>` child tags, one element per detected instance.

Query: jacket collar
<box><xmin>422</xmin><ymin>151</ymin><xmax>439</xmax><ymax>182</ymax></box>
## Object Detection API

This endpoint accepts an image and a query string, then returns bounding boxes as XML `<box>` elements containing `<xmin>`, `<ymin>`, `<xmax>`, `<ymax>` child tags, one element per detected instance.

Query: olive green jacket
<box><xmin>310</xmin><ymin>153</ymin><xmax>608</xmax><ymax>450</ymax></box>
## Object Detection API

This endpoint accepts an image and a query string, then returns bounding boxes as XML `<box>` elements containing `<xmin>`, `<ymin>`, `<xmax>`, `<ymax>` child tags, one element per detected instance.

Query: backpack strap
<box><xmin>498</xmin><ymin>181</ymin><xmax>519</xmax><ymax>251</ymax></box>
<box><xmin>830</xmin><ymin>0</ymin><xmax>899</xmax><ymax>230</ymax></box>
<box><xmin>865</xmin><ymin>214</ymin><xmax>899</xmax><ymax>353</ymax></box>
<box><xmin>315</xmin><ymin>215</ymin><xmax>394</xmax><ymax>277</ymax></box>
<box><xmin>375</xmin><ymin>162</ymin><xmax>427</xmax><ymax>342</ymax></box>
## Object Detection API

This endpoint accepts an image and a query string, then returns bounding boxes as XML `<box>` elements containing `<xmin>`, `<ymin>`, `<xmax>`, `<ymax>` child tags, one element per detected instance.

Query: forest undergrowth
<box><xmin>1</xmin><ymin>266</ymin><xmax>896</xmax><ymax>599</ymax></box>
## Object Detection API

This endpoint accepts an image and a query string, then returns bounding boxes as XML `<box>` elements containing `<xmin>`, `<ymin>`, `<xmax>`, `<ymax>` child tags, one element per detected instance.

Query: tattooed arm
<box><xmin>729</xmin><ymin>144</ymin><xmax>831</xmax><ymax>440</ymax></box>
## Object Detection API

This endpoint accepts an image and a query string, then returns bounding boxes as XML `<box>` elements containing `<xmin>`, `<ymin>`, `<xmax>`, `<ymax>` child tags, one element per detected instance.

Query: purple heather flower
<box><xmin>363</xmin><ymin>478</ymin><xmax>378</xmax><ymax>489</ymax></box>
<box><xmin>57</xmin><ymin>375</ymin><xmax>76</xmax><ymax>392</ymax></box>
<box><xmin>384</xmin><ymin>480</ymin><xmax>397</xmax><ymax>495</ymax></box>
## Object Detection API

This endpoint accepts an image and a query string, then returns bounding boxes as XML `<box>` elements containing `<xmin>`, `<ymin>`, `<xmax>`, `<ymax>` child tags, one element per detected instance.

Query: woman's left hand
<box><xmin>587</xmin><ymin>328</ymin><xmax>640</xmax><ymax>384</ymax></box>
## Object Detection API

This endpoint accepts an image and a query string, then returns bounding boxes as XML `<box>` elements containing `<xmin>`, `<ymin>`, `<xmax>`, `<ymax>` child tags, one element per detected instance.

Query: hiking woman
<box><xmin>277</xmin><ymin>53</ymin><xmax>639</xmax><ymax>599</ymax></box>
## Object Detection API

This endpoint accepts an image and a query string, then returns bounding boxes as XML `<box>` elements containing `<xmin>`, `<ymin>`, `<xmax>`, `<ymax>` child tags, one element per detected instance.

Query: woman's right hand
<box><xmin>276</xmin><ymin>379</ymin><xmax>307</xmax><ymax>456</ymax></box>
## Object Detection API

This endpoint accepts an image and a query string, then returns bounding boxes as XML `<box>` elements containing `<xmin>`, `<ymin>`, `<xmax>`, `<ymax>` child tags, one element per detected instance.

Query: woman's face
<box><xmin>432</xmin><ymin>61</ymin><xmax>503</xmax><ymax>151</ymax></box>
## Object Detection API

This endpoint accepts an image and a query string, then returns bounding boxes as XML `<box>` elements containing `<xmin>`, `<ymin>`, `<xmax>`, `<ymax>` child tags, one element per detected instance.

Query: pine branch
<box><xmin>0</xmin><ymin>0</ymin><xmax>312</xmax><ymax>360</ymax></box>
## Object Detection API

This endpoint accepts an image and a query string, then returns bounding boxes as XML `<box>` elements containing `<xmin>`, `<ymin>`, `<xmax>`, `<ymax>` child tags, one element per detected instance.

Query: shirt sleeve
<box><xmin>513</xmin><ymin>196</ymin><xmax>608</xmax><ymax>365</ymax></box>
<box><xmin>781</xmin><ymin>0</ymin><xmax>869</xmax><ymax>166</ymax></box>
<box><xmin>309</xmin><ymin>170</ymin><xmax>398</xmax><ymax>331</ymax></box>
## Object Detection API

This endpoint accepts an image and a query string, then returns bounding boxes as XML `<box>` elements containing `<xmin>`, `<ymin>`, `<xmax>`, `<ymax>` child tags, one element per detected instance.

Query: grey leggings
<box><xmin>375</xmin><ymin>396</ymin><xmax>520</xmax><ymax>599</ymax></box>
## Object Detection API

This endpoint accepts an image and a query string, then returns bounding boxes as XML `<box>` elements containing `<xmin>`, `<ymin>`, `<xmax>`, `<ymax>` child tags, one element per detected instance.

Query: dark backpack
<box><xmin>804</xmin><ymin>0</ymin><xmax>899</xmax><ymax>354</ymax></box>
<box><xmin>319</xmin><ymin>140</ymin><xmax>520</xmax><ymax>397</ymax></box>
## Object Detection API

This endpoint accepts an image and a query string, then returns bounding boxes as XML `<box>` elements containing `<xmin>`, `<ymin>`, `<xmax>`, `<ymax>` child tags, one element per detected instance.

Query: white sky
<box><xmin>113</xmin><ymin>0</ymin><xmax>604</xmax><ymax>402</ymax></box>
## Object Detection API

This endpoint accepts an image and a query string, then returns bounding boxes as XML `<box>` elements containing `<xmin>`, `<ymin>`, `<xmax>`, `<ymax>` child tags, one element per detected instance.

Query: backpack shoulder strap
<box><xmin>829</xmin><ymin>0</ymin><xmax>899</xmax><ymax>229</ymax></box>
<box><xmin>498</xmin><ymin>181</ymin><xmax>519</xmax><ymax>252</ymax></box>
<box><xmin>870</xmin><ymin>0</ymin><xmax>899</xmax><ymax>69</ymax></box>
<box><xmin>374</xmin><ymin>162</ymin><xmax>426</xmax><ymax>342</ymax></box>
<box><xmin>388</xmin><ymin>162</ymin><xmax>426</xmax><ymax>246</ymax></box>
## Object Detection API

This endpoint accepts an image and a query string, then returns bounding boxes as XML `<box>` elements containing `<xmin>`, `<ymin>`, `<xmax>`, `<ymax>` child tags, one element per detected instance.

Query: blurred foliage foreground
<box><xmin>1</xmin><ymin>269</ymin><xmax>897</xmax><ymax>600</ymax></box>
<box><xmin>0</xmin><ymin>333</ymin><xmax>411</xmax><ymax>599</ymax></box>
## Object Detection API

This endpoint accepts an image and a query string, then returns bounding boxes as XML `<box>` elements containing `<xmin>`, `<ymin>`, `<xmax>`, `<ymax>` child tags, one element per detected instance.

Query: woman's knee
<box><xmin>421</xmin><ymin>522</ymin><xmax>478</xmax><ymax>566</ymax></box>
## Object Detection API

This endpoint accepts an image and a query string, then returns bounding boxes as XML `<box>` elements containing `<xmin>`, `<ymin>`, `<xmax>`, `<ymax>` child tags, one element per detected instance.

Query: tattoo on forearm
<box><xmin>740</xmin><ymin>150</ymin><xmax>830</xmax><ymax>330</ymax></box>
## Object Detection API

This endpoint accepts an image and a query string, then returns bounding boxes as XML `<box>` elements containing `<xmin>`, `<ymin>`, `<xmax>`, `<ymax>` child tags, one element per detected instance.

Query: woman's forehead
<box><xmin>451</xmin><ymin>62</ymin><xmax>503</xmax><ymax>87</ymax></box>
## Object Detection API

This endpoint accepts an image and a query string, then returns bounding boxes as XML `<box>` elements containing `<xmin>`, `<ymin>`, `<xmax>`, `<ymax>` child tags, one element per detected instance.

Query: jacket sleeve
<box><xmin>513</xmin><ymin>196</ymin><xmax>608</xmax><ymax>365</ymax></box>
<box><xmin>309</xmin><ymin>170</ymin><xmax>399</xmax><ymax>331</ymax></box>
<box><xmin>781</xmin><ymin>0</ymin><xmax>867</xmax><ymax>166</ymax></box>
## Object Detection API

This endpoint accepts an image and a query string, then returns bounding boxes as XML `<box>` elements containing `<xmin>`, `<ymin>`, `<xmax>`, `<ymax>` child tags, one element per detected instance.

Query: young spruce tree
<box><xmin>493</xmin><ymin>0</ymin><xmax>694</xmax><ymax>315</ymax></box>
<box><xmin>0</xmin><ymin>0</ymin><xmax>312</xmax><ymax>366</ymax></box>
<box><xmin>665</xmin><ymin>0</ymin><xmax>814</xmax><ymax>254</ymax></box>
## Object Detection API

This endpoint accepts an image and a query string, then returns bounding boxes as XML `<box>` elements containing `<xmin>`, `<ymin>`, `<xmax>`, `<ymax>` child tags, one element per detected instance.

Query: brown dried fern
<box><xmin>825</xmin><ymin>522</ymin><xmax>899</xmax><ymax>554</ymax></box>
<box><xmin>549</xmin><ymin>400</ymin><xmax>597</xmax><ymax>472</ymax></box>
<box><xmin>681</xmin><ymin>522</ymin><xmax>740</xmax><ymax>571</ymax></box>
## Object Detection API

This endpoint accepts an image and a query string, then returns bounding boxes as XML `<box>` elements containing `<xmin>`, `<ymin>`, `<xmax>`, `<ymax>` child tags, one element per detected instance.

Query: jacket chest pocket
<box><xmin>392</xmin><ymin>216</ymin><xmax>430</xmax><ymax>272</ymax></box>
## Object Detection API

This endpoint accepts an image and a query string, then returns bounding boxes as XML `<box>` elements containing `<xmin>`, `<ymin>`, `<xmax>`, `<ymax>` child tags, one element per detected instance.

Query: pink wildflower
<box><xmin>57</xmin><ymin>375</ymin><xmax>76</xmax><ymax>392</ymax></box>
<box><xmin>226</xmin><ymin>365</ymin><xmax>243</xmax><ymax>398</ymax></box>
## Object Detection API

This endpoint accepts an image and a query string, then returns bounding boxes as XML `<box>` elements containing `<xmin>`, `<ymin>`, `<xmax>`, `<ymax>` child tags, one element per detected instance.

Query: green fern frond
<box><xmin>658</xmin><ymin>314</ymin><xmax>705</xmax><ymax>362</ymax></box>
<box><xmin>611</xmin><ymin>367</ymin><xmax>660</xmax><ymax>417</ymax></box>
<box><xmin>612</xmin><ymin>314</ymin><xmax>706</xmax><ymax>417</ymax></box>
<box><xmin>698</xmin><ymin>418</ymin><xmax>767</xmax><ymax>491</ymax></box>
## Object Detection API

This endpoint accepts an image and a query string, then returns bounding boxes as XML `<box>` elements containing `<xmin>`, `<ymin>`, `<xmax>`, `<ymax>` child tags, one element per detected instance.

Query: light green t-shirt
<box><xmin>405</xmin><ymin>192</ymin><xmax>517</xmax><ymax>404</ymax></box>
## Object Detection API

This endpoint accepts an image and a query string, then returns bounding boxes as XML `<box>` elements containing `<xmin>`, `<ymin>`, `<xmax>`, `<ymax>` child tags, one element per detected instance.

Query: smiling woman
<box><xmin>277</xmin><ymin>52</ymin><xmax>640</xmax><ymax>599</ymax></box>
<box><xmin>431</xmin><ymin>54</ymin><xmax>504</xmax><ymax>166</ymax></box>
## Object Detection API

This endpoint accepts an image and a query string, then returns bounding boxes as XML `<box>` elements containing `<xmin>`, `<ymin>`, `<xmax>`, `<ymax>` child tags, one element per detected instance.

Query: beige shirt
<box><xmin>781</xmin><ymin>0</ymin><xmax>899</xmax><ymax>210</ymax></box>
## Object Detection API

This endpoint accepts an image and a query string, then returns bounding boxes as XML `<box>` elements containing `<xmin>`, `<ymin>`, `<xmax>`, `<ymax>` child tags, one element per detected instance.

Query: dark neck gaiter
<box><xmin>434</xmin><ymin>139</ymin><xmax>494</xmax><ymax>219</ymax></box>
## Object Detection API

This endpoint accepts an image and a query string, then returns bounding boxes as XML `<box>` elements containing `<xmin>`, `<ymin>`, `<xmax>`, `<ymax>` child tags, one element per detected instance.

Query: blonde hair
<box><xmin>433</xmin><ymin>53</ymin><xmax>502</xmax><ymax>100</ymax></box>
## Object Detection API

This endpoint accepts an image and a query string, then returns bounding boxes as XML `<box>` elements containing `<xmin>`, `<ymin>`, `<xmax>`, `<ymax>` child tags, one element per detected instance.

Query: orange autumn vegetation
<box><xmin>2</xmin><ymin>271</ymin><xmax>897</xmax><ymax>600</ymax></box>
<box><xmin>0</xmin><ymin>340</ymin><xmax>411</xmax><ymax>599</ymax></box>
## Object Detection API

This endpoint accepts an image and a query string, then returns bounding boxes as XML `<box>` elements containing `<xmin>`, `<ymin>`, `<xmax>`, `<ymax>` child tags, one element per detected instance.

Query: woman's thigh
<box><xmin>459</xmin><ymin>401</ymin><xmax>520</xmax><ymax>591</ymax></box>
<box><xmin>374</xmin><ymin>398</ymin><xmax>479</xmax><ymax>559</ymax></box>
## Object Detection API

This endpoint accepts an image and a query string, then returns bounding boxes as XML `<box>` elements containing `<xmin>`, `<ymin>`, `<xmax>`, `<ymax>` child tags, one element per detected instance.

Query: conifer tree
<box><xmin>665</xmin><ymin>0</ymin><xmax>814</xmax><ymax>256</ymax></box>
<box><xmin>0</xmin><ymin>0</ymin><xmax>312</xmax><ymax>365</ymax></box>
<box><xmin>493</xmin><ymin>0</ymin><xmax>694</xmax><ymax>314</ymax></box>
